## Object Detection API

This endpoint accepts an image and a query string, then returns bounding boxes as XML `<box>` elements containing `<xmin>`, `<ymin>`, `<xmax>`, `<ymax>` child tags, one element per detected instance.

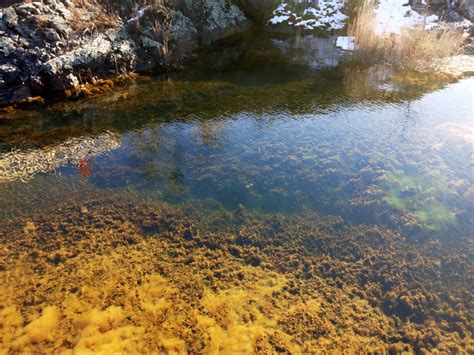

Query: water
<box><xmin>1</xmin><ymin>35</ymin><xmax>473</xmax><ymax>352</ymax></box>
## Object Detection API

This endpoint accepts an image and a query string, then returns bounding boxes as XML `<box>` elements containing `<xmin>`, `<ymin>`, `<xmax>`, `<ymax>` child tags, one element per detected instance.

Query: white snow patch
<box><xmin>374</xmin><ymin>0</ymin><xmax>439</xmax><ymax>35</ymax></box>
<box><xmin>336</xmin><ymin>36</ymin><xmax>355</xmax><ymax>51</ymax></box>
<box><xmin>268</xmin><ymin>1</ymin><xmax>348</xmax><ymax>31</ymax></box>
<box><xmin>270</xmin><ymin>15</ymin><xmax>291</xmax><ymax>24</ymax></box>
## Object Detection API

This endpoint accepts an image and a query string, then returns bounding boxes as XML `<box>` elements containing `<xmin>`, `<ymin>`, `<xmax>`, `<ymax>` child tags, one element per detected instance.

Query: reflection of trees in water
<box><xmin>121</xmin><ymin>118</ymin><xmax>230</xmax><ymax>197</ymax></box>
<box><xmin>271</xmin><ymin>35</ymin><xmax>344</xmax><ymax>69</ymax></box>
<box><xmin>342</xmin><ymin>65</ymin><xmax>450</xmax><ymax>102</ymax></box>
<box><xmin>197</xmin><ymin>120</ymin><xmax>227</xmax><ymax>148</ymax></box>
<box><xmin>343</xmin><ymin>65</ymin><xmax>398</xmax><ymax>99</ymax></box>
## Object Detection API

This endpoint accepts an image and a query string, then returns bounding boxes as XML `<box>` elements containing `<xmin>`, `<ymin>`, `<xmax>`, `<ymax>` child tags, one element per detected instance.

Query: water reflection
<box><xmin>4</xmin><ymin>38</ymin><xmax>474</xmax><ymax>250</ymax></box>
<box><xmin>0</xmin><ymin>72</ymin><xmax>471</xmax><ymax>238</ymax></box>
<box><xmin>0</xmin><ymin>133</ymin><xmax>119</xmax><ymax>183</ymax></box>
<box><xmin>271</xmin><ymin>35</ymin><xmax>344</xmax><ymax>69</ymax></box>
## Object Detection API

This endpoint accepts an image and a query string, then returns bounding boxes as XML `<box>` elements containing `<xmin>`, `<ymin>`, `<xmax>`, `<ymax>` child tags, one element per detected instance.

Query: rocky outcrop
<box><xmin>236</xmin><ymin>0</ymin><xmax>280</xmax><ymax>23</ymax></box>
<box><xmin>464</xmin><ymin>1</ymin><xmax>474</xmax><ymax>20</ymax></box>
<box><xmin>413</xmin><ymin>0</ymin><xmax>474</xmax><ymax>21</ymax></box>
<box><xmin>177</xmin><ymin>0</ymin><xmax>251</xmax><ymax>45</ymax></box>
<box><xmin>0</xmin><ymin>0</ymin><xmax>251</xmax><ymax>107</ymax></box>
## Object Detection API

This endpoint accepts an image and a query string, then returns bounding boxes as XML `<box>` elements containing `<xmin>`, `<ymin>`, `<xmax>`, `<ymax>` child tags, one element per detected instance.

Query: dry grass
<box><xmin>348</xmin><ymin>0</ymin><xmax>466</xmax><ymax>71</ymax></box>
<box><xmin>70</xmin><ymin>0</ymin><xmax>119</xmax><ymax>32</ymax></box>
<box><xmin>126</xmin><ymin>0</ymin><xmax>178</xmax><ymax>65</ymax></box>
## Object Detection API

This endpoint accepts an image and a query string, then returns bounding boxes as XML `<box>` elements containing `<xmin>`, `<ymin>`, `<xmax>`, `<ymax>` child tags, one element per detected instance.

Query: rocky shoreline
<box><xmin>0</xmin><ymin>0</ymin><xmax>254</xmax><ymax>107</ymax></box>
<box><xmin>1</xmin><ymin>0</ymin><xmax>473</xmax><ymax>108</ymax></box>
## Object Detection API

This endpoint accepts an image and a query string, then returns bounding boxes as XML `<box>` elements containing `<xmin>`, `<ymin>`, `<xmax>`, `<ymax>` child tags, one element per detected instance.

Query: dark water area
<box><xmin>0</xmin><ymin>35</ymin><xmax>473</xmax><ymax>352</ymax></box>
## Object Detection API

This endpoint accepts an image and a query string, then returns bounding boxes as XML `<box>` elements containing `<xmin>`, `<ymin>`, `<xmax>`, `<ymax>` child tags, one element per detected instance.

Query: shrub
<box><xmin>126</xmin><ymin>0</ymin><xmax>175</xmax><ymax>64</ymax></box>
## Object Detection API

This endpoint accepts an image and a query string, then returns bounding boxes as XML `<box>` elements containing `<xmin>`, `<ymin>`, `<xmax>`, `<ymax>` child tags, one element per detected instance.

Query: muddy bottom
<box><xmin>1</xmin><ymin>192</ymin><xmax>472</xmax><ymax>353</ymax></box>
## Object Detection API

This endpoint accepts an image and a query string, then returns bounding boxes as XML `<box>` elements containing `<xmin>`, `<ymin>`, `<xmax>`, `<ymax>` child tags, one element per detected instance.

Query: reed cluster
<box><xmin>348</xmin><ymin>0</ymin><xmax>465</xmax><ymax>71</ymax></box>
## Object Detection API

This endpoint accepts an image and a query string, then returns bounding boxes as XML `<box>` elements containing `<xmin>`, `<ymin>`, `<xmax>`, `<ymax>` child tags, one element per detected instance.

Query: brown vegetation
<box><xmin>348</xmin><ymin>0</ymin><xmax>466</xmax><ymax>71</ymax></box>
<box><xmin>70</xmin><ymin>0</ymin><xmax>119</xmax><ymax>32</ymax></box>
<box><xmin>0</xmin><ymin>194</ymin><xmax>472</xmax><ymax>352</ymax></box>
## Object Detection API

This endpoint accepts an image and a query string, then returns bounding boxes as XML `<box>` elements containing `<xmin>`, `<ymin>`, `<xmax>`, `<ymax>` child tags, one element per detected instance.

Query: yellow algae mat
<box><xmin>1</xmin><ymin>196</ymin><xmax>472</xmax><ymax>353</ymax></box>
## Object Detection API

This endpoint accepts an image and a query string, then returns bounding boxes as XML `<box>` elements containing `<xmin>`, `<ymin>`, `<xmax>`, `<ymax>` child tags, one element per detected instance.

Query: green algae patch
<box><xmin>382</xmin><ymin>172</ymin><xmax>457</xmax><ymax>230</ymax></box>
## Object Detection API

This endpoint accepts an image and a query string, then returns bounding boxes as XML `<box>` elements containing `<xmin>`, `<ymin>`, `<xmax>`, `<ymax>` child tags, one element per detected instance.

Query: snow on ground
<box><xmin>268</xmin><ymin>1</ymin><xmax>348</xmax><ymax>31</ymax></box>
<box><xmin>374</xmin><ymin>0</ymin><xmax>438</xmax><ymax>35</ymax></box>
<box><xmin>335</xmin><ymin>36</ymin><xmax>355</xmax><ymax>51</ymax></box>
<box><xmin>268</xmin><ymin>0</ymin><xmax>440</xmax><ymax>34</ymax></box>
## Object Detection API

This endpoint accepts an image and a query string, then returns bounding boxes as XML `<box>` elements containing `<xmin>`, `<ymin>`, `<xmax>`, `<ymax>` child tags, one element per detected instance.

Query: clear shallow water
<box><xmin>1</xmin><ymin>48</ymin><xmax>472</xmax><ymax>236</ymax></box>
<box><xmin>0</xmin><ymin>36</ymin><xmax>473</xmax><ymax>352</ymax></box>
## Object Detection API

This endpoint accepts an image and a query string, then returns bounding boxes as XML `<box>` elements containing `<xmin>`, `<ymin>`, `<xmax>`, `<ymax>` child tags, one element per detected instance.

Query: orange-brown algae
<box><xmin>63</xmin><ymin>73</ymin><xmax>139</xmax><ymax>100</ymax></box>
<box><xmin>0</xmin><ymin>195</ymin><xmax>472</xmax><ymax>353</ymax></box>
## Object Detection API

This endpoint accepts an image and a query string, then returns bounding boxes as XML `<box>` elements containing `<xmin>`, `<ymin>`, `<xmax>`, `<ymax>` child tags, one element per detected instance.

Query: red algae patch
<box><xmin>0</xmin><ymin>196</ymin><xmax>473</xmax><ymax>353</ymax></box>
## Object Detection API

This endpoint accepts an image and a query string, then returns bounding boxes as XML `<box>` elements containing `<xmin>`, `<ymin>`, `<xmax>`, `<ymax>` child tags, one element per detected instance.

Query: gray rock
<box><xmin>444</xmin><ymin>9</ymin><xmax>465</xmax><ymax>21</ymax></box>
<box><xmin>10</xmin><ymin>84</ymin><xmax>31</xmax><ymax>103</ymax></box>
<box><xmin>3</xmin><ymin>7</ymin><xmax>18</xmax><ymax>28</ymax></box>
<box><xmin>42</xmin><ymin>28</ymin><xmax>61</xmax><ymax>42</ymax></box>
<box><xmin>0</xmin><ymin>64</ymin><xmax>19</xmax><ymax>84</ymax></box>
<box><xmin>0</xmin><ymin>0</ymin><xmax>255</xmax><ymax>106</ymax></box>
<box><xmin>177</xmin><ymin>0</ymin><xmax>251</xmax><ymax>45</ymax></box>
<box><xmin>170</xmin><ymin>10</ymin><xmax>199</xmax><ymax>52</ymax></box>
<box><xmin>141</xmin><ymin>36</ymin><xmax>164</xmax><ymax>49</ymax></box>
<box><xmin>15</xmin><ymin>3</ymin><xmax>41</xmax><ymax>17</ymax></box>
<box><xmin>463</xmin><ymin>0</ymin><xmax>474</xmax><ymax>20</ymax></box>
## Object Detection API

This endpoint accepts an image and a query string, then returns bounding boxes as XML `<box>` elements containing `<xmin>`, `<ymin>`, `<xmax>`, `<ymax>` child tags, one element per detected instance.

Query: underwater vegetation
<box><xmin>0</xmin><ymin>35</ymin><xmax>472</xmax><ymax>353</ymax></box>
<box><xmin>382</xmin><ymin>172</ymin><xmax>457</xmax><ymax>230</ymax></box>
<box><xmin>0</xmin><ymin>194</ymin><xmax>473</xmax><ymax>353</ymax></box>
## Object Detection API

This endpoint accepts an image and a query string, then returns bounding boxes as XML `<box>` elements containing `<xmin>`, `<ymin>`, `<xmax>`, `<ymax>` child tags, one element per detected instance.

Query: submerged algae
<box><xmin>0</xmin><ymin>194</ymin><xmax>472</xmax><ymax>353</ymax></box>
<box><xmin>383</xmin><ymin>173</ymin><xmax>457</xmax><ymax>230</ymax></box>
<box><xmin>0</xmin><ymin>35</ymin><xmax>473</xmax><ymax>354</ymax></box>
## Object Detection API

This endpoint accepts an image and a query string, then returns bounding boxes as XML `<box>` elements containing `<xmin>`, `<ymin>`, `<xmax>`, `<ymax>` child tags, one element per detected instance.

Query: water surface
<box><xmin>1</xmin><ymin>36</ymin><xmax>473</xmax><ymax>353</ymax></box>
